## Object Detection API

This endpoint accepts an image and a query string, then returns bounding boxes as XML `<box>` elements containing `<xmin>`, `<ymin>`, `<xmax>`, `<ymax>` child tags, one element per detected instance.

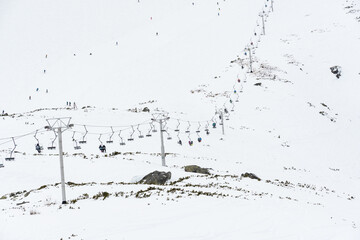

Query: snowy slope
<box><xmin>1</xmin><ymin>0</ymin><xmax>360</xmax><ymax>239</ymax></box>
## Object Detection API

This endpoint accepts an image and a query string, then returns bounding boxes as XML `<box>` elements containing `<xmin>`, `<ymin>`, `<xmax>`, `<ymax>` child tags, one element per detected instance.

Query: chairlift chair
<box><xmin>161</xmin><ymin>121</ymin><xmax>167</xmax><ymax>132</ymax></box>
<box><xmin>79</xmin><ymin>125</ymin><xmax>88</xmax><ymax>144</ymax></box>
<box><xmin>185</xmin><ymin>121</ymin><xmax>191</xmax><ymax>133</ymax></box>
<box><xmin>48</xmin><ymin>130</ymin><xmax>57</xmax><ymax>150</ymax></box>
<box><xmin>118</xmin><ymin>131</ymin><xmax>126</xmax><ymax>146</ymax></box>
<box><xmin>137</xmin><ymin>125</ymin><xmax>144</xmax><ymax>138</ymax></box>
<box><xmin>174</xmin><ymin>120</ymin><xmax>180</xmax><ymax>132</ymax></box>
<box><xmin>166</xmin><ymin>130</ymin><xmax>172</xmax><ymax>140</ymax></box>
<box><xmin>5</xmin><ymin>137</ymin><xmax>16</xmax><ymax>161</ymax></box>
<box><xmin>196</xmin><ymin>122</ymin><xmax>201</xmax><ymax>133</ymax></box>
<box><xmin>106</xmin><ymin>127</ymin><xmax>114</xmax><ymax>143</ymax></box>
<box><xmin>34</xmin><ymin>130</ymin><xmax>44</xmax><ymax>153</ymax></box>
<box><xmin>146</xmin><ymin>123</ymin><xmax>152</xmax><ymax>137</ymax></box>
<box><xmin>151</xmin><ymin>122</ymin><xmax>158</xmax><ymax>133</ymax></box>
<box><xmin>72</xmin><ymin>132</ymin><xmax>81</xmax><ymax>150</ymax></box>
<box><xmin>176</xmin><ymin>131</ymin><xmax>182</xmax><ymax>145</ymax></box>
<box><xmin>128</xmin><ymin>126</ymin><xmax>135</xmax><ymax>141</ymax></box>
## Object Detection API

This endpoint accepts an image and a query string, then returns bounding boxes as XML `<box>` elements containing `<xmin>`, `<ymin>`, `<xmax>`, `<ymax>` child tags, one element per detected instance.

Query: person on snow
<box><xmin>330</xmin><ymin>66</ymin><xmax>341</xmax><ymax>79</ymax></box>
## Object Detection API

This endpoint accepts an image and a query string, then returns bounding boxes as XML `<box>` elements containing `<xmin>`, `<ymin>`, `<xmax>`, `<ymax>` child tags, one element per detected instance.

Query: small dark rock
<box><xmin>142</xmin><ymin>107</ymin><xmax>150</xmax><ymax>112</ymax></box>
<box><xmin>184</xmin><ymin>165</ymin><xmax>210</xmax><ymax>174</ymax></box>
<box><xmin>139</xmin><ymin>171</ymin><xmax>171</xmax><ymax>185</ymax></box>
<box><xmin>241</xmin><ymin>172</ymin><xmax>261</xmax><ymax>181</ymax></box>
<box><xmin>254</xmin><ymin>82</ymin><xmax>262</xmax><ymax>86</ymax></box>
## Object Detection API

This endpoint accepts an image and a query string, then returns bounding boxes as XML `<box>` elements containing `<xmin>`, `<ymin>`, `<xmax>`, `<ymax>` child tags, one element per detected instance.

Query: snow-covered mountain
<box><xmin>0</xmin><ymin>0</ymin><xmax>359</xmax><ymax>239</ymax></box>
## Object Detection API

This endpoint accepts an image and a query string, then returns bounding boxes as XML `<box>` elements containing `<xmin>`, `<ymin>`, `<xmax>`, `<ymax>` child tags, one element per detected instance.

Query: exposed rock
<box><xmin>142</xmin><ymin>107</ymin><xmax>150</xmax><ymax>112</ymax></box>
<box><xmin>184</xmin><ymin>165</ymin><xmax>210</xmax><ymax>174</ymax></box>
<box><xmin>254</xmin><ymin>82</ymin><xmax>262</xmax><ymax>86</ymax></box>
<box><xmin>139</xmin><ymin>171</ymin><xmax>171</xmax><ymax>185</ymax></box>
<box><xmin>241</xmin><ymin>172</ymin><xmax>261</xmax><ymax>181</ymax></box>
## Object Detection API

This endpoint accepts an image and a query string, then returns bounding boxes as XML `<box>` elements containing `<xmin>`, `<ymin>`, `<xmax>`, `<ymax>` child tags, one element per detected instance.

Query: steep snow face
<box><xmin>0</xmin><ymin>0</ymin><xmax>264</xmax><ymax>114</ymax></box>
<box><xmin>1</xmin><ymin>0</ymin><xmax>360</xmax><ymax>239</ymax></box>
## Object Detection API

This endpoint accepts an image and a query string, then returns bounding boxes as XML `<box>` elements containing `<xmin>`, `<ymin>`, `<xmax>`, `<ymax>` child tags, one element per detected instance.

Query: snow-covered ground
<box><xmin>0</xmin><ymin>0</ymin><xmax>360</xmax><ymax>239</ymax></box>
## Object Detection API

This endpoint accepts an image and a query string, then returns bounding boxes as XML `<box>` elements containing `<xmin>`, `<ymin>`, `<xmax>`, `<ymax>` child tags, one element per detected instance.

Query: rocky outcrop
<box><xmin>241</xmin><ymin>172</ymin><xmax>261</xmax><ymax>181</ymax></box>
<box><xmin>184</xmin><ymin>165</ymin><xmax>210</xmax><ymax>174</ymax></box>
<box><xmin>139</xmin><ymin>171</ymin><xmax>171</xmax><ymax>185</ymax></box>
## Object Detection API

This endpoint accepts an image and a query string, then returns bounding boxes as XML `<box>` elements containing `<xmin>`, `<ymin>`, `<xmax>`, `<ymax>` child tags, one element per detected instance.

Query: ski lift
<box><xmin>118</xmin><ymin>130</ymin><xmax>126</xmax><ymax>146</ymax></box>
<box><xmin>204</xmin><ymin>121</ymin><xmax>209</xmax><ymax>132</ymax></box>
<box><xmin>197</xmin><ymin>131</ymin><xmax>202</xmax><ymax>143</ymax></box>
<box><xmin>177</xmin><ymin>131</ymin><xmax>182</xmax><ymax>145</ymax></box>
<box><xmin>106</xmin><ymin>127</ymin><xmax>114</xmax><ymax>143</ymax></box>
<box><xmin>48</xmin><ymin>130</ymin><xmax>57</xmax><ymax>150</ymax></box>
<box><xmin>196</xmin><ymin>122</ymin><xmax>201</xmax><ymax>133</ymax></box>
<box><xmin>185</xmin><ymin>121</ymin><xmax>191</xmax><ymax>133</ymax></box>
<box><xmin>5</xmin><ymin>137</ymin><xmax>16</xmax><ymax>161</ymax></box>
<box><xmin>128</xmin><ymin>126</ymin><xmax>135</xmax><ymax>141</ymax></box>
<box><xmin>151</xmin><ymin>121</ymin><xmax>157</xmax><ymax>133</ymax></box>
<box><xmin>174</xmin><ymin>120</ymin><xmax>180</xmax><ymax>132</ymax></box>
<box><xmin>137</xmin><ymin>124</ymin><xmax>144</xmax><ymax>138</ymax></box>
<box><xmin>161</xmin><ymin>121</ymin><xmax>167</xmax><ymax>132</ymax></box>
<box><xmin>188</xmin><ymin>134</ymin><xmax>193</xmax><ymax>146</ymax></box>
<box><xmin>146</xmin><ymin>123</ymin><xmax>152</xmax><ymax>137</ymax></box>
<box><xmin>79</xmin><ymin>125</ymin><xmax>88</xmax><ymax>144</ymax></box>
<box><xmin>72</xmin><ymin>133</ymin><xmax>81</xmax><ymax>150</ymax></box>
<box><xmin>98</xmin><ymin>134</ymin><xmax>106</xmax><ymax>153</ymax></box>
<box><xmin>203</xmin><ymin>121</ymin><xmax>210</xmax><ymax>135</ymax></box>
<box><xmin>166</xmin><ymin>130</ymin><xmax>172</xmax><ymax>140</ymax></box>
<box><xmin>34</xmin><ymin>130</ymin><xmax>43</xmax><ymax>153</ymax></box>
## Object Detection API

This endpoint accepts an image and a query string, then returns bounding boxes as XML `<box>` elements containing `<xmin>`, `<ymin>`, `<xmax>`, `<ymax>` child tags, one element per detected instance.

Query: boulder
<box><xmin>139</xmin><ymin>171</ymin><xmax>171</xmax><ymax>185</ymax></box>
<box><xmin>184</xmin><ymin>165</ymin><xmax>210</xmax><ymax>174</ymax></box>
<box><xmin>241</xmin><ymin>172</ymin><xmax>261</xmax><ymax>181</ymax></box>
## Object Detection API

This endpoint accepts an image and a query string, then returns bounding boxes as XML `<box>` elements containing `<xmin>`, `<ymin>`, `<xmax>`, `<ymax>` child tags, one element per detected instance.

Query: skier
<box><xmin>197</xmin><ymin>137</ymin><xmax>202</xmax><ymax>142</ymax></box>
<box><xmin>212</xmin><ymin>122</ymin><xmax>216</xmax><ymax>128</ymax></box>
<box><xmin>330</xmin><ymin>66</ymin><xmax>341</xmax><ymax>79</ymax></box>
<box><xmin>178</xmin><ymin>140</ymin><xmax>182</xmax><ymax>145</ymax></box>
